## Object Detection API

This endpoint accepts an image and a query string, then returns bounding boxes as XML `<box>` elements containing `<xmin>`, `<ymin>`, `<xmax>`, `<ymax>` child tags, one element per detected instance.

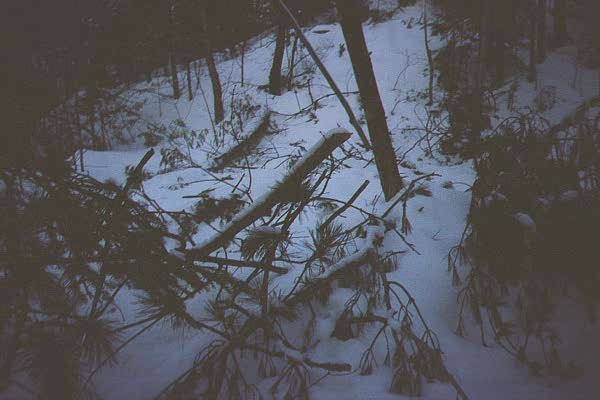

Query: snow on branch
<box><xmin>184</xmin><ymin>128</ymin><xmax>352</xmax><ymax>259</ymax></box>
<box><xmin>210</xmin><ymin>110</ymin><xmax>272</xmax><ymax>171</ymax></box>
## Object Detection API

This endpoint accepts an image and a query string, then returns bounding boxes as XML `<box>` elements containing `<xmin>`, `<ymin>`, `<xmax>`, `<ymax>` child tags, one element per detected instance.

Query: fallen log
<box><xmin>185</xmin><ymin>128</ymin><xmax>352</xmax><ymax>259</ymax></box>
<box><xmin>210</xmin><ymin>110</ymin><xmax>272</xmax><ymax>172</ymax></box>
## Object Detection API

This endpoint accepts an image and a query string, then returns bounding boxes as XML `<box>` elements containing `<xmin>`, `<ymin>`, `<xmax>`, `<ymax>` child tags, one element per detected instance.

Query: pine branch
<box><xmin>186</xmin><ymin>255</ymin><xmax>289</xmax><ymax>274</ymax></box>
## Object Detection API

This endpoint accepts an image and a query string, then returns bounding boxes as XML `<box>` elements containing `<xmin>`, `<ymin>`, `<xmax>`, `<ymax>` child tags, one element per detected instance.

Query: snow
<box><xmin>210</xmin><ymin>108</ymin><xmax>271</xmax><ymax>169</ymax></box>
<box><xmin>45</xmin><ymin>2</ymin><xmax>600</xmax><ymax>400</ymax></box>
<box><xmin>514</xmin><ymin>212</ymin><xmax>537</xmax><ymax>232</ymax></box>
<box><xmin>559</xmin><ymin>190</ymin><xmax>579</xmax><ymax>203</ymax></box>
<box><xmin>482</xmin><ymin>191</ymin><xmax>508</xmax><ymax>208</ymax></box>
<box><xmin>280</xmin><ymin>342</ymin><xmax>304</xmax><ymax>364</ymax></box>
<box><xmin>536</xmin><ymin>195</ymin><xmax>553</xmax><ymax>209</ymax></box>
<box><xmin>249</xmin><ymin>226</ymin><xmax>284</xmax><ymax>235</ymax></box>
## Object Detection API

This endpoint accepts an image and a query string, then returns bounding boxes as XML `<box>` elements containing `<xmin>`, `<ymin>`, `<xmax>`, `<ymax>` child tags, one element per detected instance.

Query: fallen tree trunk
<box><xmin>210</xmin><ymin>110</ymin><xmax>272</xmax><ymax>172</ymax></box>
<box><xmin>185</xmin><ymin>128</ymin><xmax>352</xmax><ymax>258</ymax></box>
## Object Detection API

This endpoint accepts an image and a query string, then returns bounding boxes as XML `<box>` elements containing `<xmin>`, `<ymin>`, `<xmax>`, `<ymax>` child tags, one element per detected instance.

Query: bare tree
<box><xmin>240</xmin><ymin>40</ymin><xmax>247</xmax><ymax>87</ymax></box>
<box><xmin>529</xmin><ymin>3</ymin><xmax>537</xmax><ymax>82</ymax></box>
<box><xmin>206</xmin><ymin>52</ymin><xmax>224</xmax><ymax>123</ymax></box>
<box><xmin>336</xmin><ymin>0</ymin><xmax>403</xmax><ymax>200</ymax></box>
<box><xmin>201</xmin><ymin>4</ymin><xmax>224</xmax><ymax>123</ymax></box>
<box><xmin>479</xmin><ymin>0</ymin><xmax>492</xmax><ymax>70</ymax></box>
<box><xmin>553</xmin><ymin>0</ymin><xmax>568</xmax><ymax>46</ymax></box>
<box><xmin>275</xmin><ymin>0</ymin><xmax>371</xmax><ymax>149</ymax></box>
<box><xmin>537</xmin><ymin>0</ymin><xmax>547</xmax><ymax>63</ymax></box>
<box><xmin>268</xmin><ymin>4</ymin><xmax>287</xmax><ymax>95</ymax></box>
<box><xmin>168</xmin><ymin>7</ymin><xmax>181</xmax><ymax>99</ymax></box>
<box><xmin>186</xmin><ymin>61</ymin><xmax>193</xmax><ymax>101</ymax></box>
<box><xmin>492</xmin><ymin>1</ymin><xmax>510</xmax><ymax>83</ymax></box>
<box><xmin>423</xmin><ymin>1</ymin><xmax>434</xmax><ymax>105</ymax></box>
<box><xmin>169</xmin><ymin>50</ymin><xmax>181</xmax><ymax>99</ymax></box>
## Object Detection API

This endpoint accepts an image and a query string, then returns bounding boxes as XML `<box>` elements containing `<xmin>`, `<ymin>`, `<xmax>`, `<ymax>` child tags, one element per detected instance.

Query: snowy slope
<box><xmin>74</xmin><ymin>3</ymin><xmax>600</xmax><ymax>400</ymax></box>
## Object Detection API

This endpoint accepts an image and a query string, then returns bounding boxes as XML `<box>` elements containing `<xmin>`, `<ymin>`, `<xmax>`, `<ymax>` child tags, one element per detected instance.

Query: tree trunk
<box><xmin>99</xmin><ymin>102</ymin><xmax>110</xmax><ymax>150</ymax></box>
<box><xmin>287</xmin><ymin>34</ymin><xmax>299</xmax><ymax>90</ymax></box>
<box><xmin>269</xmin><ymin>22</ymin><xmax>287</xmax><ymax>95</ymax></box>
<box><xmin>275</xmin><ymin>0</ymin><xmax>371</xmax><ymax>149</ymax></box>
<box><xmin>493</xmin><ymin>1</ymin><xmax>506</xmax><ymax>83</ymax></box>
<box><xmin>537</xmin><ymin>0</ymin><xmax>546</xmax><ymax>63</ymax></box>
<box><xmin>169</xmin><ymin>50</ymin><xmax>181</xmax><ymax>99</ymax></box>
<box><xmin>469</xmin><ymin>0</ymin><xmax>492</xmax><ymax>153</ymax></box>
<box><xmin>74</xmin><ymin>93</ymin><xmax>85</xmax><ymax>172</ymax></box>
<box><xmin>423</xmin><ymin>4</ymin><xmax>434</xmax><ymax>106</ymax></box>
<box><xmin>479</xmin><ymin>0</ymin><xmax>493</xmax><ymax>70</ymax></box>
<box><xmin>201</xmin><ymin>5</ymin><xmax>224</xmax><ymax>124</ymax></box>
<box><xmin>553</xmin><ymin>0</ymin><xmax>568</xmax><ymax>46</ymax></box>
<box><xmin>240</xmin><ymin>40</ymin><xmax>246</xmax><ymax>87</ymax></box>
<box><xmin>87</xmin><ymin>89</ymin><xmax>100</xmax><ymax>149</ymax></box>
<box><xmin>447</xmin><ymin>30</ymin><xmax>457</xmax><ymax>93</ymax></box>
<box><xmin>206</xmin><ymin>51</ymin><xmax>224</xmax><ymax>124</ymax></box>
<box><xmin>336</xmin><ymin>0</ymin><xmax>403</xmax><ymax>200</ymax></box>
<box><xmin>529</xmin><ymin>6</ymin><xmax>537</xmax><ymax>82</ymax></box>
<box><xmin>186</xmin><ymin>61</ymin><xmax>193</xmax><ymax>101</ymax></box>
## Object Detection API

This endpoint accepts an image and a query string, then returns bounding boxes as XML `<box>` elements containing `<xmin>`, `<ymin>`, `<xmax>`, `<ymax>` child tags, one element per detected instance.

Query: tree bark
<box><xmin>493</xmin><ymin>1</ymin><xmax>507</xmax><ymax>83</ymax></box>
<box><xmin>169</xmin><ymin>50</ymin><xmax>181</xmax><ymax>99</ymax></box>
<box><xmin>336</xmin><ymin>0</ymin><xmax>403</xmax><ymax>200</ymax></box>
<box><xmin>200</xmin><ymin>6</ymin><xmax>224</xmax><ymax>124</ymax></box>
<box><xmin>206</xmin><ymin>52</ymin><xmax>224</xmax><ymax>124</ymax></box>
<box><xmin>479</xmin><ymin>0</ymin><xmax>493</xmax><ymax>70</ymax></box>
<box><xmin>287</xmin><ymin>34</ymin><xmax>299</xmax><ymax>90</ymax></box>
<box><xmin>537</xmin><ymin>0</ymin><xmax>547</xmax><ymax>63</ymax></box>
<box><xmin>423</xmin><ymin>4</ymin><xmax>434</xmax><ymax>105</ymax></box>
<box><xmin>240</xmin><ymin>40</ymin><xmax>246</xmax><ymax>87</ymax></box>
<box><xmin>269</xmin><ymin>22</ymin><xmax>287</xmax><ymax>95</ymax></box>
<box><xmin>529</xmin><ymin>6</ymin><xmax>537</xmax><ymax>82</ymax></box>
<box><xmin>553</xmin><ymin>0</ymin><xmax>568</xmax><ymax>46</ymax></box>
<box><xmin>167</xmin><ymin>6</ymin><xmax>180</xmax><ymax>100</ymax></box>
<box><xmin>186</xmin><ymin>61</ymin><xmax>193</xmax><ymax>101</ymax></box>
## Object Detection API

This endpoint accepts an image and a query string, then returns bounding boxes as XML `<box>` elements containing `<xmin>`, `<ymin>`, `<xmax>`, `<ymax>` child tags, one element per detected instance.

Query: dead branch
<box><xmin>194</xmin><ymin>255</ymin><xmax>289</xmax><ymax>274</ymax></box>
<box><xmin>123</xmin><ymin>148</ymin><xmax>155</xmax><ymax>194</ymax></box>
<box><xmin>318</xmin><ymin>179</ymin><xmax>370</xmax><ymax>232</ymax></box>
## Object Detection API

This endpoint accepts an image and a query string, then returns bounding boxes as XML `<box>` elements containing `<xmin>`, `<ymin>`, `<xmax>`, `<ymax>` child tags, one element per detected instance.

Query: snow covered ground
<box><xmin>70</xmin><ymin>4</ymin><xmax>600</xmax><ymax>400</ymax></box>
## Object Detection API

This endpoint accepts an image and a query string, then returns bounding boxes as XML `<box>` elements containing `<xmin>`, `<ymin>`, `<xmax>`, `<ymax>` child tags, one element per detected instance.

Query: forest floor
<box><xmin>78</xmin><ymin>3</ymin><xmax>600</xmax><ymax>399</ymax></box>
